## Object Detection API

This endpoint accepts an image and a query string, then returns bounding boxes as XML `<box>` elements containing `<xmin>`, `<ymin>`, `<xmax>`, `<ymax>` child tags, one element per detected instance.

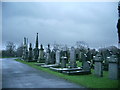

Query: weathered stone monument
<box><xmin>38</xmin><ymin>44</ymin><xmax>44</xmax><ymax>63</ymax></box>
<box><xmin>86</xmin><ymin>48</ymin><xmax>92</xmax><ymax>61</ymax></box>
<box><xmin>94</xmin><ymin>53</ymin><xmax>103</xmax><ymax>77</ymax></box>
<box><xmin>22</xmin><ymin>37</ymin><xmax>27</xmax><ymax>60</ymax></box>
<box><xmin>82</xmin><ymin>61</ymin><xmax>90</xmax><ymax>71</ymax></box>
<box><xmin>22</xmin><ymin>37</ymin><xmax>29</xmax><ymax>61</ymax></box>
<box><xmin>45</xmin><ymin>44</ymin><xmax>51</xmax><ymax>65</ymax></box>
<box><xmin>56</xmin><ymin>50</ymin><xmax>60</xmax><ymax>65</ymax></box>
<box><xmin>33</xmin><ymin>33</ymin><xmax>39</xmax><ymax>61</ymax></box>
<box><xmin>81</xmin><ymin>52</ymin><xmax>87</xmax><ymax>62</ymax></box>
<box><xmin>61</xmin><ymin>56</ymin><xmax>67</xmax><ymax>68</ymax></box>
<box><xmin>28</xmin><ymin>43</ymin><xmax>33</xmax><ymax>61</ymax></box>
<box><xmin>81</xmin><ymin>53</ymin><xmax>87</xmax><ymax>67</ymax></box>
<box><xmin>70</xmin><ymin>47</ymin><xmax>77</xmax><ymax>68</ymax></box>
<box><xmin>108</xmin><ymin>54</ymin><xmax>118</xmax><ymax>80</ymax></box>
<box><xmin>50</xmin><ymin>50</ymin><xmax>56</xmax><ymax>64</ymax></box>
<box><xmin>62</xmin><ymin>45</ymin><xmax>69</xmax><ymax>63</ymax></box>
<box><xmin>75</xmin><ymin>48</ymin><xmax>80</xmax><ymax>61</ymax></box>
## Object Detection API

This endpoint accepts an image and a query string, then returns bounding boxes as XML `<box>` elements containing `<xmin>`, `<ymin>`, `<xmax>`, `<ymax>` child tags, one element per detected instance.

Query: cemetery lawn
<box><xmin>15</xmin><ymin>59</ymin><xmax>118</xmax><ymax>88</ymax></box>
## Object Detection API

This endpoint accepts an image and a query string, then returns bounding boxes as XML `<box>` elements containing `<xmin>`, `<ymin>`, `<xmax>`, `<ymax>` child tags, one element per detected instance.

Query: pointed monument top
<box><xmin>35</xmin><ymin>33</ymin><xmax>39</xmax><ymax>48</ymax></box>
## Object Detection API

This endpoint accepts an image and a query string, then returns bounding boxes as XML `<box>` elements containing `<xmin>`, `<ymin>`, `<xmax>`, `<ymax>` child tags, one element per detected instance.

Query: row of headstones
<box><xmin>94</xmin><ymin>53</ymin><xmax>119</xmax><ymax>80</ymax></box>
<box><xmin>22</xmin><ymin>43</ymin><xmax>119</xmax><ymax>80</ymax></box>
<box><xmin>22</xmin><ymin>44</ymin><xmax>90</xmax><ymax>69</ymax></box>
<box><xmin>42</xmin><ymin>46</ymin><xmax>78</xmax><ymax>68</ymax></box>
<box><xmin>41</xmin><ymin>46</ymin><xmax>119</xmax><ymax>80</ymax></box>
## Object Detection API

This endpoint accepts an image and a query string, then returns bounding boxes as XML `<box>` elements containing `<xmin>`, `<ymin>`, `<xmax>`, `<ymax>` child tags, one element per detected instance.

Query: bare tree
<box><xmin>5</xmin><ymin>41</ymin><xmax>16</xmax><ymax>57</ymax></box>
<box><xmin>76</xmin><ymin>41</ymin><xmax>88</xmax><ymax>53</ymax></box>
<box><xmin>16</xmin><ymin>44</ymin><xmax>23</xmax><ymax>57</ymax></box>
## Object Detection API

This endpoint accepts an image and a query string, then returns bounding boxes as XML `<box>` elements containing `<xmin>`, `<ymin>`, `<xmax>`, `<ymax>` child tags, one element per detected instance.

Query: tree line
<box><xmin>2</xmin><ymin>41</ymin><xmax>23</xmax><ymax>57</ymax></box>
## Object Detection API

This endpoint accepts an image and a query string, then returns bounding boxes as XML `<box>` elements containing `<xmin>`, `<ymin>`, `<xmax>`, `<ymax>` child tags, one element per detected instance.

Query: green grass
<box><xmin>15</xmin><ymin>59</ymin><xmax>118</xmax><ymax>88</ymax></box>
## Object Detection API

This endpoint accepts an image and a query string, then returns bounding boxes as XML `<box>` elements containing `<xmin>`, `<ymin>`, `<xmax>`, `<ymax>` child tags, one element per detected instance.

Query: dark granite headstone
<box><xmin>61</xmin><ymin>56</ymin><xmax>67</xmax><ymax>68</ymax></box>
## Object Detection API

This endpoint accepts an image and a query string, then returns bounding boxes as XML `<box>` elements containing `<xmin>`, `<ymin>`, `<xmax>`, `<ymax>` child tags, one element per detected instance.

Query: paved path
<box><xmin>2</xmin><ymin>58</ymin><xmax>84</xmax><ymax>88</ymax></box>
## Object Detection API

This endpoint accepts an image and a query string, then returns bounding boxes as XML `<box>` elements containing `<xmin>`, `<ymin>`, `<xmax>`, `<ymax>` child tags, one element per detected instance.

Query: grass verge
<box><xmin>15</xmin><ymin>59</ymin><xmax>118</xmax><ymax>88</ymax></box>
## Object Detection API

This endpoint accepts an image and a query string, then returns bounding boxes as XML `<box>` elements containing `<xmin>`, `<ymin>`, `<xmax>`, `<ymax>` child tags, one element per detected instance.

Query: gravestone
<box><xmin>82</xmin><ymin>61</ymin><xmax>90</xmax><ymax>71</ymax></box>
<box><xmin>33</xmin><ymin>33</ymin><xmax>39</xmax><ymax>61</ymax></box>
<box><xmin>62</xmin><ymin>45</ymin><xmax>69</xmax><ymax>63</ymax></box>
<box><xmin>81</xmin><ymin>52</ymin><xmax>87</xmax><ymax>62</ymax></box>
<box><xmin>81</xmin><ymin>53</ymin><xmax>87</xmax><ymax>67</ymax></box>
<box><xmin>25</xmin><ymin>49</ymin><xmax>28</xmax><ymax>60</ymax></box>
<box><xmin>45</xmin><ymin>44</ymin><xmax>51</xmax><ymax>65</ymax></box>
<box><xmin>103</xmin><ymin>49</ymin><xmax>112</xmax><ymax>71</ymax></box>
<box><xmin>33</xmin><ymin>48</ymin><xmax>39</xmax><ymax>61</ymax></box>
<box><xmin>94</xmin><ymin>53</ymin><xmax>103</xmax><ymax>77</ymax></box>
<box><xmin>28</xmin><ymin>43</ymin><xmax>33</xmax><ymax>61</ymax></box>
<box><xmin>61</xmin><ymin>56</ymin><xmax>67</xmax><ymax>68</ymax></box>
<box><xmin>108</xmin><ymin>54</ymin><xmax>118</xmax><ymax>80</ymax></box>
<box><xmin>50</xmin><ymin>50</ymin><xmax>56</xmax><ymax>64</ymax></box>
<box><xmin>56</xmin><ymin>50</ymin><xmax>60</xmax><ymax>65</ymax></box>
<box><xmin>24</xmin><ymin>38</ymin><xmax>28</xmax><ymax>60</ymax></box>
<box><xmin>22</xmin><ymin>37</ymin><xmax>27</xmax><ymax>60</ymax></box>
<box><xmin>75</xmin><ymin>48</ymin><xmax>80</xmax><ymax>60</ymax></box>
<box><xmin>70</xmin><ymin>47</ymin><xmax>77</xmax><ymax>68</ymax></box>
<box><xmin>38</xmin><ymin>44</ymin><xmax>44</xmax><ymax>63</ymax></box>
<box><xmin>86</xmin><ymin>48</ymin><xmax>92</xmax><ymax>61</ymax></box>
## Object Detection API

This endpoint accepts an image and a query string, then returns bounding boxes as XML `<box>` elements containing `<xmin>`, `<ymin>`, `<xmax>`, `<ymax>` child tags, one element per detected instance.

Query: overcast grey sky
<box><xmin>2</xmin><ymin>2</ymin><xmax>119</xmax><ymax>49</ymax></box>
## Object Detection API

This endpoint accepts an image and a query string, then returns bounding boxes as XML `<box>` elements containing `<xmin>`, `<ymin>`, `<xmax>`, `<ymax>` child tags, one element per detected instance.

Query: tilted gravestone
<box><xmin>94</xmin><ymin>53</ymin><xmax>103</xmax><ymax>77</ymax></box>
<box><xmin>70</xmin><ymin>47</ymin><xmax>77</xmax><ymax>68</ymax></box>
<box><xmin>61</xmin><ymin>56</ymin><xmax>67</xmax><ymax>68</ymax></box>
<box><xmin>38</xmin><ymin>44</ymin><xmax>44</xmax><ymax>63</ymax></box>
<box><xmin>56</xmin><ymin>50</ymin><xmax>60</xmax><ymax>65</ymax></box>
<box><xmin>108</xmin><ymin>54</ymin><xmax>118</xmax><ymax>80</ymax></box>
